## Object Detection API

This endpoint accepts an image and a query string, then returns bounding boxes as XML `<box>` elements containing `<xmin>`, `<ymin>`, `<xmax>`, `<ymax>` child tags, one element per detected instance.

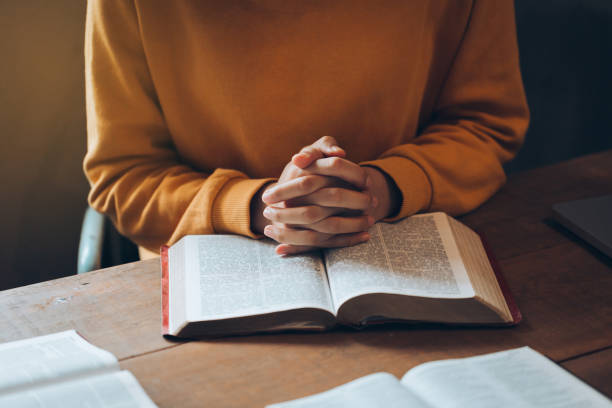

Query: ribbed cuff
<box><xmin>211</xmin><ymin>177</ymin><xmax>276</xmax><ymax>238</ymax></box>
<box><xmin>360</xmin><ymin>156</ymin><xmax>432</xmax><ymax>221</ymax></box>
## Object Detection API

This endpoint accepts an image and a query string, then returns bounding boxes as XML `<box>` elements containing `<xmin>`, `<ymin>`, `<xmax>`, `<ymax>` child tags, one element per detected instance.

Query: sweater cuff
<box><xmin>361</xmin><ymin>156</ymin><xmax>432</xmax><ymax>222</ymax></box>
<box><xmin>211</xmin><ymin>177</ymin><xmax>276</xmax><ymax>238</ymax></box>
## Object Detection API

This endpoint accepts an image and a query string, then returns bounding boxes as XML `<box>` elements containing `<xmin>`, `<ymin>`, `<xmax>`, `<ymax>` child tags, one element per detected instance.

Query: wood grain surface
<box><xmin>561</xmin><ymin>347</ymin><xmax>612</xmax><ymax>398</ymax></box>
<box><xmin>1</xmin><ymin>150</ymin><xmax>611</xmax><ymax>406</ymax></box>
<box><xmin>0</xmin><ymin>258</ymin><xmax>173</xmax><ymax>359</ymax></box>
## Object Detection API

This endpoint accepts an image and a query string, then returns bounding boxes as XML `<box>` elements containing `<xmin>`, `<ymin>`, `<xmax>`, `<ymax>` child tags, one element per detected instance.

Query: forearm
<box><xmin>87</xmin><ymin>156</ymin><xmax>273</xmax><ymax>251</ymax></box>
<box><xmin>362</xmin><ymin>0</ymin><xmax>528</xmax><ymax>218</ymax></box>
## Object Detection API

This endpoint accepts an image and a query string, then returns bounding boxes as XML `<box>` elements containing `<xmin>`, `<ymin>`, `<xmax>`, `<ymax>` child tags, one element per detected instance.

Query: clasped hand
<box><xmin>254</xmin><ymin>136</ymin><xmax>397</xmax><ymax>255</ymax></box>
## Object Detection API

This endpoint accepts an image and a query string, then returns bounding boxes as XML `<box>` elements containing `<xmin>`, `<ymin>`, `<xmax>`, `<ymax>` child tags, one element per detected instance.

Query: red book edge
<box><xmin>161</xmin><ymin>245</ymin><xmax>170</xmax><ymax>335</ymax></box>
<box><xmin>478</xmin><ymin>232</ymin><xmax>522</xmax><ymax>325</ymax></box>
<box><xmin>362</xmin><ymin>231</ymin><xmax>522</xmax><ymax>328</ymax></box>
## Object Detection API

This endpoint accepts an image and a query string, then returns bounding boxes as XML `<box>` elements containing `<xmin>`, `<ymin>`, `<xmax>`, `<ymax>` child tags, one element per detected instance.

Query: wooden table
<box><xmin>2</xmin><ymin>151</ymin><xmax>611</xmax><ymax>407</ymax></box>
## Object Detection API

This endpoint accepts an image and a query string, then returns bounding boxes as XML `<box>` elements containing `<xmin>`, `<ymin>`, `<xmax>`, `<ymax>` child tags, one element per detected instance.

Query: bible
<box><xmin>162</xmin><ymin>212</ymin><xmax>521</xmax><ymax>338</ymax></box>
<box><xmin>0</xmin><ymin>330</ymin><xmax>156</xmax><ymax>407</ymax></box>
<box><xmin>266</xmin><ymin>347</ymin><xmax>611</xmax><ymax>407</ymax></box>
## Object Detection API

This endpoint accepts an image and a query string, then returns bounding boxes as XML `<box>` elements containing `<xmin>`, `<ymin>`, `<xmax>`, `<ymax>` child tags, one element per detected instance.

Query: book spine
<box><xmin>478</xmin><ymin>233</ymin><xmax>523</xmax><ymax>324</ymax></box>
<box><xmin>161</xmin><ymin>245</ymin><xmax>170</xmax><ymax>335</ymax></box>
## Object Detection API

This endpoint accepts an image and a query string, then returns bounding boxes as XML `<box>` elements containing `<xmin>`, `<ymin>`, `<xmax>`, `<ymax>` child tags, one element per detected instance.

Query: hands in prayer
<box><xmin>252</xmin><ymin>136</ymin><xmax>400</xmax><ymax>255</ymax></box>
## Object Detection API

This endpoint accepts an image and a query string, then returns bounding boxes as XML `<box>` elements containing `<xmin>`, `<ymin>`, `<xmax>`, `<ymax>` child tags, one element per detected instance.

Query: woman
<box><xmin>84</xmin><ymin>1</ymin><xmax>528</xmax><ymax>257</ymax></box>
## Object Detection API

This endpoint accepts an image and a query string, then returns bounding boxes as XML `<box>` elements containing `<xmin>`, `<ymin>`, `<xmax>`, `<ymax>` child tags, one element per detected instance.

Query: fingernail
<box><xmin>262</xmin><ymin>190</ymin><xmax>274</xmax><ymax>203</ymax></box>
<box><xmin>331</xmin><ymin>146</ymin><xmax>343</xmax><ymax>153</ymax></box>
<box><xmin>371</xmin><ymin>196</ymin><xmax>379</xmax><ymax>208</ymax></box>
<box><xmin>361</xmin><ymin>232</ymin><xmax>371</xmax><ymax>241</ymax></box>
<box><xmin>264</xmin><ymin>225</ymin><xmax>273</xmax><ymax>237</ymax></box>
<box><xmin>263</xmin><ymin>207</ymin><xmax>272</xmax><ymax>217</ymax></box>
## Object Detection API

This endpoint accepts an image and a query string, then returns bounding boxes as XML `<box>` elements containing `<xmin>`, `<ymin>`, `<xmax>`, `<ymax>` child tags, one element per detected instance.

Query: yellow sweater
<box><xmin>84</xmin><ymin>0</ymin><xmax>529</xmax><ymax>252</ymax></box>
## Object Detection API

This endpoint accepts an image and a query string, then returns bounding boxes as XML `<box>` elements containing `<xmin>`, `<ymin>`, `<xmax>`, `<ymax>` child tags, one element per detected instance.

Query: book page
<box><xmin>401</xmin><ymin>347</ymin><xmax>611</xmax><ymax>408</ymax></box>
<box><xmin>168</xmin><ymin>239</ymin><xmax>187</xmax><ymax>335</ymax></box>
<box><xmin>325</xmin><ymin>213</ymin><xmax>474</xmax><ymax>308</ymax></box>
<box><xmin>0</xmin><ymin>330</ymin><xmax>117</xmax><ymax>395</ymax></box>
<box><xmin>0</xmin><ymin>370</ymin><xmax>157</xmax><ymax>407</ymax></box>
<box><xmin>186</xmin><ymin>236</ymin><xmax>334</xmax><ymax>320</ymax></box>
<box><xmin>266</xmin><ymin>373</ymin><xmax>432</xmax><ymax>408</ymax></box>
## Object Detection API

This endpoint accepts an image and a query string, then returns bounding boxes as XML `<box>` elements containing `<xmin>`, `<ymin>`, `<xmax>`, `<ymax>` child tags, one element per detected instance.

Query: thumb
<box><xmin>292</xmin><ymin>136</ymin><xmax>346</xmax><ymax>169</ymax></box>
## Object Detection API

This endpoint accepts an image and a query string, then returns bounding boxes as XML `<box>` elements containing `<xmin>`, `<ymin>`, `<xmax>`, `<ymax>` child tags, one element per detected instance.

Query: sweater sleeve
<box><xmin>83</xmin><ymin>0</ymin><xmax>272</xmax><ymax>252</ymax></box>
<box><xmin>362</xmin><ymin>0</ymin><xmax>529</xmax><ymax>219</ymax></box>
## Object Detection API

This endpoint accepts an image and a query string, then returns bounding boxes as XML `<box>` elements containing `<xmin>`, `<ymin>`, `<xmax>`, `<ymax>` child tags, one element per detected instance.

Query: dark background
<box><xmin>1</xmin><ymin>0</ymin><xmax>611</xmax><ymax>290</ymax></box>
<box><xmin>508</xmin><ymin>0</ymin><xmax>612</xmax><ymax>172</ymax></box>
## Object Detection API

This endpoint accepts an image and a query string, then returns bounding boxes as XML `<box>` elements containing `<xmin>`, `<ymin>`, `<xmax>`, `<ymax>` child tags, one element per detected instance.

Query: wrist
<box><xmin>363</xmin><ymin>166</ymin><xmax>401</xmax><ymax>221</ymax></box>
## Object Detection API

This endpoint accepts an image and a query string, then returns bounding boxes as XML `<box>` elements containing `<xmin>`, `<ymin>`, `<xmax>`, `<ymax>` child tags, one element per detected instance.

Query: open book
<box><xmin>0</xmin><ymin>330</ymin><xmax>156</xmax><ymax>407</ymax></box>
<box><xmin>162</xmin><ymin>212</ymin><xmax>521</xmax><ymax>337</ymax></box>
<box><xmin>266</xmin><ymin>347</ymin><xmax>611</xmax><ymax>407</ymax></box>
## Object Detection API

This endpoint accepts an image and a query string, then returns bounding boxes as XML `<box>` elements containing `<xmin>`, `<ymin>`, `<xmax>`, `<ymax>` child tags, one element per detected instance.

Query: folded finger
<box><xmin>262</xmin><ymin>175</ymin><xmax>334</xmax><ymax>204</ymax></box>
<box><xmin>308</xmin><ymin>215</ymin><xmax>374</xmax><ymax>234</ymax></box>
<box><xmin>292</xmin><ymin>136</ymin><xmax>345</xmax><ymax>169</ymax></box>
<box><xmin>313</xmin><ymin>136</ymin><xmax>345</xmax><ymax>157</ymax></box>
<box><xmin>264</xmin><ymin>224</ymin><xmax>333</xmax><ymax>246</ymax></box>
<box><xmin>263</xmin><ymin>205</ymin><xmax>342</xmax><ymax>224</ymax></box>
<box><xmin>292</xmin><ymin>147</ymin><xmax>324</xmax><ymax>169</ymax></box>
<box><xmin>275</xmin><ymin>244</ymin><xmax>318</xmax><ymax>256</ymax></box>
<box><xmin>305</xmin><ymin>157</ymin><xmax>369</xmax><ymax>189</ymax></box>
<box><xmin>276</xmin><ymin>233</ymin><xmax>371</xmax><ymax>254</ymax></box>
<box><xmin>286</xmin><ymin>187</ymin><xmax>374</xmax><ymax>210</ymax></box>
<box><xmin>264</xmin><ymin>224</ymin><xmax>370</xmax><ymax>248</ymax></box>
